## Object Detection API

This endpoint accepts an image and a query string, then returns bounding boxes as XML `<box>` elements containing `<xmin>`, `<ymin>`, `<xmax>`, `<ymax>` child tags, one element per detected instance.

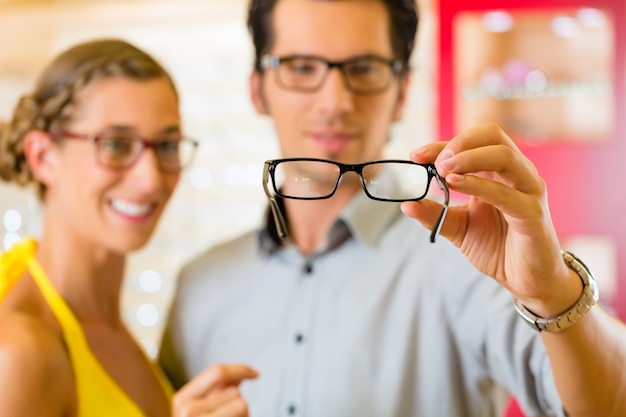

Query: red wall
<box><xmin>438</xmin><ymin>0</ymin><xmax>626</xmax><ymax>320</ymax></box>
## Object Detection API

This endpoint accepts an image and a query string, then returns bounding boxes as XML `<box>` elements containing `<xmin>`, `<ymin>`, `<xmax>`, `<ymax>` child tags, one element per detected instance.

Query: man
<box><xmin>160</xmin><ymin>1</ymin><xmax>626</xmax><ymax>416</ymax></box>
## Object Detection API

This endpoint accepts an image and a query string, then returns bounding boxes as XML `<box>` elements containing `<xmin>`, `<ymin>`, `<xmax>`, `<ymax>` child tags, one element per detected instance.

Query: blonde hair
<box><xmin>0</xmin><ymin>39</ymin><xmax>177</xmax><ymax>198</ymax></box>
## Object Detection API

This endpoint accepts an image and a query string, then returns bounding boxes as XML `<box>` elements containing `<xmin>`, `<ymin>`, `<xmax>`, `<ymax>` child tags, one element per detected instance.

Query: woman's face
<box><xmin>45</xmin><ymin>76</ymin><xmax>182</xmax><ymax>253</ymax></box>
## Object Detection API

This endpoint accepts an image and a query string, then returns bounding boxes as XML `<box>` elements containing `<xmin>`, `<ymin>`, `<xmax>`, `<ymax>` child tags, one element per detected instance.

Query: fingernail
<box><xmin>437</xmin><ymin>150</ymin><xmax>456</xmax><ymax>171</ymax></box>
<box><xmin>446</xmin><ymin>173</ymin><xmax>464</xmax><ymax>182</ymax></box>
<box><xmin>412</xmin><ymin>145</ymin><xmax>428</xmax><ymax>156</ymax></box>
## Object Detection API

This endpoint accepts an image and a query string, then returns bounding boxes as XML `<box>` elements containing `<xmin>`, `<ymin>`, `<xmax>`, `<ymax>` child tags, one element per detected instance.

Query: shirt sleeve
<box><xmin>157</xmin><ymin>278</ymin><xmax>190</xmax><ymax>391</ymax></box>
<box><xmin>442</xmin><ymin>254</ymin><xmax>566</xmax><ymax>417</ymax></box>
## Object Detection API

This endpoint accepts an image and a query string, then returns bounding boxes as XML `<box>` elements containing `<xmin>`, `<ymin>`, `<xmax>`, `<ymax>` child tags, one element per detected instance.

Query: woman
<box><xmin>0</xmin><ymin>39</ymin><xmax>257</xmax><ymax>416</ymax></box>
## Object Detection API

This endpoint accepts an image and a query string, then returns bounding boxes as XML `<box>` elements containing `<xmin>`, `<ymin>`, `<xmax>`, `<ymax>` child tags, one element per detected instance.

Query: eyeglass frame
<box><xmin>263</xmin><ymin>157</ymin><xmax>449</xmax><ymax>243</ymax></box>
<box><xmin>47</xmin><ymin>130</ymin><xmax>199</xmax><ymax>174</ymax></box>
<box><xmin>259</xmin><ymin>54</ymin><xmax>405</xmax><ymax>95</ymax></box>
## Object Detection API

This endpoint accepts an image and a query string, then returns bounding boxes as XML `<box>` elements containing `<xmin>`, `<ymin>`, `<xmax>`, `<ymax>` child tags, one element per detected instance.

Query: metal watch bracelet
<box><xmin>513</xmin><ymin>251</ymin><xmax>599</xmax><ymax>332</ymax></box>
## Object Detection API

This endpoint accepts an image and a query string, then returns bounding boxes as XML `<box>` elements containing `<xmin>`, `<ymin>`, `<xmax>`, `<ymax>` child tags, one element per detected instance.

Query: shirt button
<box><xmin>295</xmin><ymin>333</ymin><xmax>304</xmax><ymax>344</ymax></box>
<box><xmin>303</xmin><ymin>263</ymin><xmax>313</xmax><ymax>274</ymax></box>
<box><xmin>287</xmin><ymin>404</ymin><xmax>297</xmax><ymax>415</ymax></box>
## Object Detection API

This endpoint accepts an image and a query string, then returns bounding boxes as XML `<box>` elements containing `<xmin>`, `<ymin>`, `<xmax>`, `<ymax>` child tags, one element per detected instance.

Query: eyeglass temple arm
<box><xmin>268</xmin><ymin>196</ymin><xmax>288</xmax><ymax>240</ymax></box>
<box><xmin>429</xmin><ymin>172</ymin><xmax>450</xmax><ymax>243</ymax></box>
<box><xmin>263</xmin><ymin>163</ymin><xmax>288</xmax><ymax>239</ymax></box>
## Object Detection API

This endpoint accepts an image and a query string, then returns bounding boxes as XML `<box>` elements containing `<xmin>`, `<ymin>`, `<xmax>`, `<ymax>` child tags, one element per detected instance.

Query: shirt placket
<box><xmin>281</xmin><ymin>256</ymin><xmax>318</xmax><ymax>417</ymax></box>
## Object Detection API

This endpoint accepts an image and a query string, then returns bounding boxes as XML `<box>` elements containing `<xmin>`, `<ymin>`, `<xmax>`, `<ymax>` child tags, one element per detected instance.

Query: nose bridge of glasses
<box><xmin>335</xmin><ymin>167</ymin><xmax>360</xmax><ymax>186</ymax></box>
<box><xmin>119</xmin><ymin>143</ymin><xmax>167</xmax><ymax>183</ymax></box>
<box><xmin>317</xmin><ymin>60</ymin><xmax>353</xmax><ymax>94</ymax></box>
<box><xmin>133</xmin><ymin>141</ymin><xmax>161</xmax><ymax>169</ymax></box>
<box><xmin>128</xmin><ymin>139</ymin><xmax>181</xmax><ymax>174</ymax></box>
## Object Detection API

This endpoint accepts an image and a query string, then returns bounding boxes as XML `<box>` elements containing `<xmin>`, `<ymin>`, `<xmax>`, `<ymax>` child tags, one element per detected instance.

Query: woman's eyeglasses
<box><xmin>48</xmin><ymin>130</ymin><xmax>199</xmax><ymax>174</ymax></box>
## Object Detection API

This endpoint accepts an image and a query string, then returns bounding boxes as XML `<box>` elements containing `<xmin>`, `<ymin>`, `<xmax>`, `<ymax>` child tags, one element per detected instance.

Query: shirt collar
<box><xmin>341</xmin><ymin>186</ymin><xmax>401</xmax><ymax>246</ymax></box>
<box><xmin>258</xmin><ymin>166</ymin><xmax>403</xmax><ymax>254</ymax></box>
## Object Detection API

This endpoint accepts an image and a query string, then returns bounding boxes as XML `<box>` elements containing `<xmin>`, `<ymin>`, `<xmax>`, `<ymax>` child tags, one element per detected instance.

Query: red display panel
<box><xmin>438</xmin><ymin>0</ymin><xmax>626</xmax><ymax>320</ymax></box>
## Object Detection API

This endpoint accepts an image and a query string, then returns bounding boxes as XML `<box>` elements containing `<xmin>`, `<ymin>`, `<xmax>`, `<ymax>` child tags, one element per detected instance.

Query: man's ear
<box><xmin>391</xmin><ymin>74</ymin><xmax>411</xmax><ymax>122</ymax></box>
<box><xmin>23</xmin><ymin>130</ymin><xmax>59</xmax><ymax>186</ymax></box>
<box><xmin>250</xmin><ymin>70</ymin><xmax>269</xmax><ymax>115</ymax></box>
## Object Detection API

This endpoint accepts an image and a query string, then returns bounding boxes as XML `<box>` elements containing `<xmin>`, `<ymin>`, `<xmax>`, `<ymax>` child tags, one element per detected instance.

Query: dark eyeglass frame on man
<box><xmin>263</xmin><ymin>158</ymin><xmax>449</xmax><ymax>243</ymax></box>
<box><xmin>48</xmin><ymin>130</ymin><xmax>199</xmax><ymax>174</ymax></box>
<box><xmin>260</xmin><ymin>54</ymin><xmax>404</xmax><ymax>95</ymax></box>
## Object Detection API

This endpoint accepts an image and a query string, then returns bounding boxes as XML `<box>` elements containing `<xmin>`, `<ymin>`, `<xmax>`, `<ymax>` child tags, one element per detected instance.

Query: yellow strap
<box><xmin>0</xmin><ymin>238</ymin><xmax>37</xmax><ymax>299</ymax></box>
<box><xmin>27</xmin><ymin>256</ymin><xmax>86</xmax><ymax>344</ymax></box>
<box><xmin>0</xmin><ymin>237</ymin><xmax>85</xmax><ymax>342</ymax></box>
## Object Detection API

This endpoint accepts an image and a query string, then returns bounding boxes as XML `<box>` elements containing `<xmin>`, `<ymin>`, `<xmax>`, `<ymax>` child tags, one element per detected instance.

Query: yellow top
<box><xmin>0</xmin><ymin>238</ymin><xmax>174</xmax><ymax>417</ymax></box>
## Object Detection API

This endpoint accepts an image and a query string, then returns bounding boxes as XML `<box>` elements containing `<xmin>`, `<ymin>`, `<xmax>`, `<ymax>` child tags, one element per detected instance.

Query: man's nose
<box><xmin>315</xmin><ymin>67</ymin><xmax>354</xmax><ymax>116</ymax></box>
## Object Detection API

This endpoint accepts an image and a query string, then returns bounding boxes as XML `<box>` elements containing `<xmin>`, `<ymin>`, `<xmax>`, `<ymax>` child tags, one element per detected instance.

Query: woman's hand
<box><xmin>172</xmin><ymin>364</ymin><xmax>258</xmax><ymax>417</ymax></box>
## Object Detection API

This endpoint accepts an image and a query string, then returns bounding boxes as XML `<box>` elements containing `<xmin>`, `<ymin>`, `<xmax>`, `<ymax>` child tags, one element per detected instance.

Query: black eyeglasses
<box><xmin>260</xmin><ymin>54</ymin><xmax>404</xmax><ymax>95</ymax></box>
<box><xmin>48</xmin><ymin>130</ymin><xmax>199</xmax><ymax>174</ymax></box>
<box><xmin>263</xmin><ymin>158</ymin><xmax>449</xmax><ymax>243</ymax></box>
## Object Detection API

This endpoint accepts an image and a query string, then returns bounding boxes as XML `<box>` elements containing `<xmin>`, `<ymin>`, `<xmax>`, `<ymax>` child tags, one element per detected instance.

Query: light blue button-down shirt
<box><xmin>160</xmin><ymin>188</ymin><xmax>564</xmax><ymax>417</ymax></box>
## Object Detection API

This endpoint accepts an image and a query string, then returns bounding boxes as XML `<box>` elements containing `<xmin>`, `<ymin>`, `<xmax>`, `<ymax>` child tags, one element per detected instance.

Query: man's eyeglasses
<box><xmin>263</xmin><ymin>158</ymin><xmax>449</xmax><ymax>243</ymax></box>
<box><xmin>48</xmin><ymin>130</ymin><xmax>199</xmax><ymax>174</ymax></box>
<box><xmin>260</xmin><ymin>54</ymin><xmax>404</xmax><ymax>95</ymax></box>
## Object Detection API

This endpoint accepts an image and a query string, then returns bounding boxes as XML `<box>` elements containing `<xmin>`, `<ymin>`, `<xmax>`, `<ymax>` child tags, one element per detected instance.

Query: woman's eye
<box><xmin>157</xmin><ymin>140</ymin><xmax>180</xmax><ymax>154</ymax></box>
<box><xmin>101</xmin><ymin>137</ymin><xmax>134</xmax><ymax>155</ymax></box>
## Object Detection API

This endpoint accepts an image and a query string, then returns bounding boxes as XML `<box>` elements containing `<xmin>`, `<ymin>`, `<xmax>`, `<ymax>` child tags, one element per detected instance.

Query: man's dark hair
<box><xmin>247</xmin><ymin>0</ymin><xmax>418</xmax><ymax>76</ymax></box>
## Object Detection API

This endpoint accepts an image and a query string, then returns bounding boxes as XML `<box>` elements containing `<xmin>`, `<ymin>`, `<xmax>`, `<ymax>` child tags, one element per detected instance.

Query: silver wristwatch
<box><xmin>513</xmin><ymin>251</ymin><xmax>599</xmax><ymax>332</ymax></box>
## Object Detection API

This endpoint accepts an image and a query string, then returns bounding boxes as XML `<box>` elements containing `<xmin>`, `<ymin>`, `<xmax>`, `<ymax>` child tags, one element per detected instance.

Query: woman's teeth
<box><xmin>110</xmin><ymin>199</ymin><xmax>153</xmax><ymax>217</ymax></box>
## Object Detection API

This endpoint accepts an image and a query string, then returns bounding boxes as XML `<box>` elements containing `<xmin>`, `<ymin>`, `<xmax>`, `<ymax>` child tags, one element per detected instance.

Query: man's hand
<box><xmin>401</xmin><ymin>124</ymin><xmax>582</xmax><ymax>318</ymax></box>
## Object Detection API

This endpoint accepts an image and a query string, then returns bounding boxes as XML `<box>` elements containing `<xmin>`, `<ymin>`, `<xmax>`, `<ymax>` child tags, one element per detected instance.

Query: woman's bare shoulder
<box><xmin>0</xmin><ymin>311</ymin><xmax>75</xmax><ymax>416</ymax></box>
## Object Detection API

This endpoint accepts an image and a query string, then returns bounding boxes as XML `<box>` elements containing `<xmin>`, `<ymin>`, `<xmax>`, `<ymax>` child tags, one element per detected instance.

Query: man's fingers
<box><xmin>444</xmin><ymin>172</ymin><xmax>544</xmax><ymax>224</ymax></box>
<box><xmin>409</xmin><ymin>125</ymin><xmax>540</xmax><ymax>195</ymax></box>
<box><xmin>441</xmin><ymin>124</ymin><xmax>518</xmax><ymax>156</ymax></box>
<box><xmin>438</xmin><ymin>144</ymin><xmax>540</xmax><ymax>194</ymax></box>
<box><xmin>409</xmin><ymin>124</ymin><xmax>516</xmax><ymax>166</ymax></box>
<box><xmin>409</xmin><ymin>141</ymin><xmax>448</xmax><ymax>164</ymax></box>
<box><xmin>400</xmin><ymin>199</ymin><xmax>465</xmax><ymax>247</ymax></box>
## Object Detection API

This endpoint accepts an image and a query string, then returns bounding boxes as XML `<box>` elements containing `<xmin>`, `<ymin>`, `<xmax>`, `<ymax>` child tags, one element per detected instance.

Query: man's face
<box><xmin>251</xmin><ymin>0</ymin><xmax>410</xmax><ymax>165</ymax></box>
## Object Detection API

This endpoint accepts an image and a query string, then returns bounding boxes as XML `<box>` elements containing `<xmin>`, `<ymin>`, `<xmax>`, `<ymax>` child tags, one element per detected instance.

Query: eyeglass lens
<box><xmin>277</xmin><ymin>57</ymin><xmax>394</xmax><ymax>92</ymax></box>
<box><xmin>271</xmin><ymin>160</ymin><xmax>431</xmax><ymax>201</ymax></box>
<box><xmin>95</xmin><ymin>132</ymin><xmax>195</xmax><ymax>171</ymax></box>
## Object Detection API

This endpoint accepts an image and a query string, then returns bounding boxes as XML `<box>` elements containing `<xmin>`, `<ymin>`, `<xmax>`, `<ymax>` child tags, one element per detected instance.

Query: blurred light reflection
<box><xmin>138</xmin><ymin>270</ymin><xmax>163</xmax><ymax>293</ymax></box>
<box><xmin>3</xmin><ymin>232</ymin><xmax>20</xmax><ymax>251</ymax></box>
<box><xmin>525</xmin><ymin>70</ymin><xmax>548</xmax><ymax>93</ymax></box>
<box><xmin>482</xmin><ymin>11</ymin><xmax>513</xmax><ymax>33</ymax></box>
<box><xmin>3</xmin><ymin>209</ymin><xmax>22</xmax><ymax>232</ymax></box>
<box><xmin>135</xmin><ymin>304</ymin><xmax>160</xmax><ymax>327</ymax></box>
<box><xmin>578</xmin><ymin>8</ymin><xmax>607</xmax><ymax>28</ymax></box>
<box><xmin>552</xmin><ymin>15</ymin><xmax>581</xmax><ymax>38</ymax></box>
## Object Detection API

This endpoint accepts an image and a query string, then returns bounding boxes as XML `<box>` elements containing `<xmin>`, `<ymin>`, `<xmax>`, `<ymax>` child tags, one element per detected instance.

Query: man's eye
<box><xmin>285</xmin><ymin>60</ymin><xmax>318</xmax><ymax>75</ymax></box>
<box><xmin>347</xmin><ymin>60</ymin><xmax>378</xmax><ymax>76</ymax></box>
<box><xmin>350</xmin><ymin>64</ymin><xmax>374</xmax><ymax>74</ymax></box>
